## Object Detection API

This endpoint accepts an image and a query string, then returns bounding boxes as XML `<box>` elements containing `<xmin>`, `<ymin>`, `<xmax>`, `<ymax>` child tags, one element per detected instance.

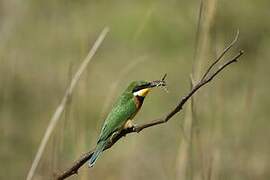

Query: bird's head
<box><xmin>127</xmin><ymin>78</ymin><xmax>166</xmax><ymax>98</ymax></box>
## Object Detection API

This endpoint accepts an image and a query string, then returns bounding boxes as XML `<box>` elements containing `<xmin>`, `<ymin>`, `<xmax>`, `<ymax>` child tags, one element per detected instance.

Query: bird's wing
<box><xmin>97</xmin><ymin>97</ymin><xmax>137</xmax><ymax>143</ymax></box>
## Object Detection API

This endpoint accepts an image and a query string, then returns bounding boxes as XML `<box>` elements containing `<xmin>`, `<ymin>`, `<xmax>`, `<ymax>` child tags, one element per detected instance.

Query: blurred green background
<box><xmin>1</xmin><ymin>0</ymin><xmax>270</xmax><ymax>179</ymax></box>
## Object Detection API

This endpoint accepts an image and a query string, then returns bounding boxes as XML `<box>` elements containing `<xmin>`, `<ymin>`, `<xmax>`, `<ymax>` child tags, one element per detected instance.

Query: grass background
<box><xmin>1</xmin><ymin>0</ymin><xmax>270</xmax><ymax>179</ymax></box>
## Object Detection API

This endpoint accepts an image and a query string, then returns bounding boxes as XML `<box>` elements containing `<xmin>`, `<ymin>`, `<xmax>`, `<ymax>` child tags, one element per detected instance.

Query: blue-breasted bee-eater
<box><xmin>89</xmin><ymin>80</ymin><xmax>165</xmax><ymax>167</ymax></box>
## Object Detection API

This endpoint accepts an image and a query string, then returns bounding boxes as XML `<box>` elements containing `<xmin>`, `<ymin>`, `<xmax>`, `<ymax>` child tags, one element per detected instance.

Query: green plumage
<box><xmin>89</xmin><ymin>81</ymin><xmax>148</xmax><ymax>167</ymax></box>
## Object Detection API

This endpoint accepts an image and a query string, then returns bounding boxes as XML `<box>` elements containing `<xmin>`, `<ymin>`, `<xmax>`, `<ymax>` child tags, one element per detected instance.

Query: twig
<box><xmin>26</xmin><ymin>27</ymin><xmax>109</xmax><ymax>180</ymax></box>
<box><xmin>55</xmin><ymin>35</ymin><xmax>244</xmax><ymax>180</ymax></box>
<box><xmin>201</xmin><ymin>29</ymin><xmax>239</xmax><ymax>80</ymax></box>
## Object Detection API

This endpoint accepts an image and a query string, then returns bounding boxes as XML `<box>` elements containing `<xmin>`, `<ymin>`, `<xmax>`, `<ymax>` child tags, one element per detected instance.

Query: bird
<box><xmin>89</xmin><ymin>79</ymin><xmax>166</xmax><ymax>167</ymax></box>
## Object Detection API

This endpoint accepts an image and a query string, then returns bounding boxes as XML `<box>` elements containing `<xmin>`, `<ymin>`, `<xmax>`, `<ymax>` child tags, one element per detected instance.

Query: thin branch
<box><xmin>55</xmin><ymin>35</ymin><xmax>244</xmax><ymax>180</ymax></box>
<box><xmin>131</xmin><ymin>50</ymin><xmax>243</xmax><ymax>132</ymax></box>
<box><xmin>201</xmin><ymin>29</ymin><xmax>239</xmax><ymax>80</ymax></box>
<box><xmin>26</xmin><ymin>27</ymin><xmax>109</xmax><ymax>180</ymax></box>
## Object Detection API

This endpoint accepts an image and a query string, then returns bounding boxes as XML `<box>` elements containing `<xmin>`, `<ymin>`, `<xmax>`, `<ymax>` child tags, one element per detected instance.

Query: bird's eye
<box><xmin>132</xmin><ymin>86</ymin><xmax>140</xmax><ymax>93</ymax></box>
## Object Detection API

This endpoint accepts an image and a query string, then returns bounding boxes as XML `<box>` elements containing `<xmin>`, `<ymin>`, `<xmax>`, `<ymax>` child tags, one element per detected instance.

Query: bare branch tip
<box><xmin>240</xmin><ymin>50</ymin><xmax>244</xmax><ymax>54</ymax></box>
<box><xmin>234</xmin><ymin>50</ymin><xmax>244</xmax><ymax>62</ymax></box>
<box><xmin>231</xmin><ymin>29</ymin><xmax>240</xmax><ymax>45</ymax></box>
<box><xmin>103</xmin><ymin>27</ymin><xmax>110</xmax><ymax>34</ymax></box>
<box><xmin>235</xmin><ymin>29</ymin><xmax>240</xmax><ymax>41</ymax></box>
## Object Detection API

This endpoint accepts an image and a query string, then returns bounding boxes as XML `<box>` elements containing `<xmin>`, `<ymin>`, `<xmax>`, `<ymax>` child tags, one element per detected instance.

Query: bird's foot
<box><xmin>124</xmin><ymin>120</ymin><xmax>135</xmax><ymax>129</ymax></box>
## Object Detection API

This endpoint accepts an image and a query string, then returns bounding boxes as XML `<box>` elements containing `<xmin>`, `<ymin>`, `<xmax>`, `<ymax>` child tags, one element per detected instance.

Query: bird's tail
<box><xmin>89</xmin><ymin>140</ymin><xmax>106</xmax><ymax>167</ymax></box>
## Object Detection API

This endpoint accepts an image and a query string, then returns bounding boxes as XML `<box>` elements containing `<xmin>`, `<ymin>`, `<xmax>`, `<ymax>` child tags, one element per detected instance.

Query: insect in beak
<box><xmin>149</xmin><ymin>73</ymin><xmax>168</xmax><ymax>93</ymax></box>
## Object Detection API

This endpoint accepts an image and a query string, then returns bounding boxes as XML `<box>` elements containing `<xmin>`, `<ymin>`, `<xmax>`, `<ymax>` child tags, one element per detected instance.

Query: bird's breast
<box><xmin>134</xmin><ymin>95</ymin><xmax>145</xmax><ymax>109</ymax></box>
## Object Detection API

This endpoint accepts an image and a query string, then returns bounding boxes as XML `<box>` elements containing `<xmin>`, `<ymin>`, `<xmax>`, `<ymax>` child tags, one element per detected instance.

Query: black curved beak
<box><xmin>149</xmin><ymin>80</ymin><xmax>166</xmax><ymax>88</ymax></box>
<box><xmin>133</xmin><ymin>74</ymin><xmax>167</xmax><ymax>93</ymax></box>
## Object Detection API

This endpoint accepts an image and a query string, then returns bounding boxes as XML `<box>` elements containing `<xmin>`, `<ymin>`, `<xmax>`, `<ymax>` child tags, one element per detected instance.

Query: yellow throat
<box><xmin>133</xmin><ymin>88</ymin><xmax>150</xmax><ymax>97</ymax></box>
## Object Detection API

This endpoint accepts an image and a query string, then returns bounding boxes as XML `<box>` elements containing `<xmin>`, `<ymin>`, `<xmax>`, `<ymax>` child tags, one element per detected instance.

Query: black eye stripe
<box><xmin>132</xmin><ymin>83</ymin><xmax>151</xmax><ymax>93</ymax></box>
